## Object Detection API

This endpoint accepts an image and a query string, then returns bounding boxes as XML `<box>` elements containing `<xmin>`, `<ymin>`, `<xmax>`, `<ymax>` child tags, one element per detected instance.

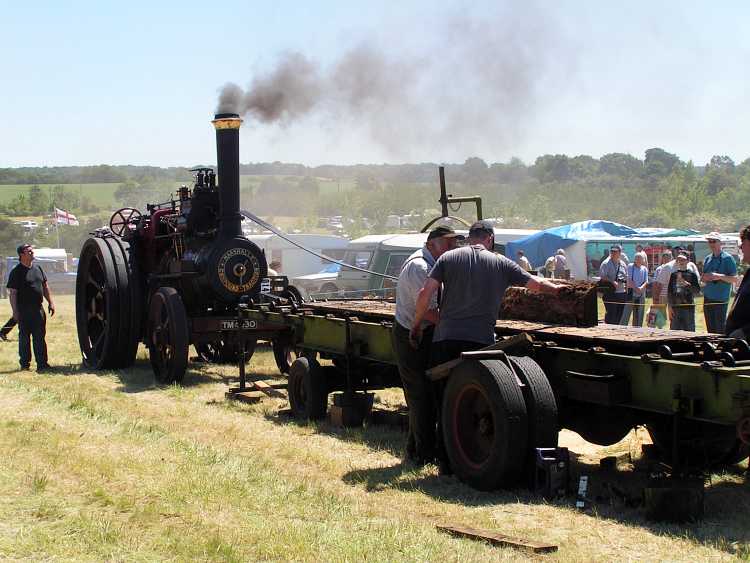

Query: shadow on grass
<box><xmin>110</xmin><ymin>358</ymin><xmax>226</xmax><ymax>393</ymax></box>
<box><xmin>341</xmin><ymin>444</ymin><xmax>750</xmax><ymax>555</ymax></box>
<box><xmin>263</xmin><ymin>408</ymin><xmax>408</xmax><ymax>459</ymax></box>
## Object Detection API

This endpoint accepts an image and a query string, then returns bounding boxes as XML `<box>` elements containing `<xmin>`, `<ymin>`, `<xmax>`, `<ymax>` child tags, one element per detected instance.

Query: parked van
<box><xmin>244</xmin><ymin>234</ymin><xmax>349</xmax><ymax>278</ymax></box>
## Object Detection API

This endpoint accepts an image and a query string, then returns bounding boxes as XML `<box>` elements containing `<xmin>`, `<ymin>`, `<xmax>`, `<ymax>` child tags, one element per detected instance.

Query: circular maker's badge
<box><xmin>217</xmin><ymin>247</ymin><xmax>261</xmax><ymax>294</ymax></box>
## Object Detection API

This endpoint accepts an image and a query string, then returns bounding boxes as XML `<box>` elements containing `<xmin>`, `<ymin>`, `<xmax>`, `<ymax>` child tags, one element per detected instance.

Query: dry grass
<box><xmin>0</xmin><ymin>295</ymin><xmax>748</xmax><ymax>561</ymax></box>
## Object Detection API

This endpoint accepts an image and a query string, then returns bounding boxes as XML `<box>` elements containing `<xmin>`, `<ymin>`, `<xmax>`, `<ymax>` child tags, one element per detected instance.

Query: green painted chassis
<box><xmin>241</xmin><ymin>304</ymin><xmax>750</xmax><ymax>433</ymax></box>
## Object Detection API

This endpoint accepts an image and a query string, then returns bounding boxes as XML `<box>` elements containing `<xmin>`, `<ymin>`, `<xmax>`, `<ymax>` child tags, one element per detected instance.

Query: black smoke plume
<box><xmin>216</xmin><ymin>8</ymin><xmax>575</xmax><ymax>158</ymax></box>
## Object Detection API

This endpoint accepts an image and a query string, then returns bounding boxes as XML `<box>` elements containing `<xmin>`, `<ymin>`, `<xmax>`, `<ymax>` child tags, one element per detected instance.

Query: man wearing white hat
<box><xmin>701</xmin><ymin>232</ymin><xmax>738</xmax><ymax>334</ymax></box>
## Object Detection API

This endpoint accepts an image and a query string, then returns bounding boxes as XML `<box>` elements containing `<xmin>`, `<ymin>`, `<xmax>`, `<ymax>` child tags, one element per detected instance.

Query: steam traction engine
<box><xmin>75</xmin><ymin>113</ymin><xmax>276</xmax><ymax>382</ymax></box>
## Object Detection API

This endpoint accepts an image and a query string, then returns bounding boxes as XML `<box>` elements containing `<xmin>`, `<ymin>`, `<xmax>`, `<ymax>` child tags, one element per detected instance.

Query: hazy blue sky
<box><xmin>2</xmin><ymin>1</ymin><xmax>749</xmax><ymax>167</ymax></box>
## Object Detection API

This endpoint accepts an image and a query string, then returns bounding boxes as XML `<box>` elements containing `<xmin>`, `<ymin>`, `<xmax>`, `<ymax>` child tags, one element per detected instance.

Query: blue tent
<box><xmin>505</xmin><ymin>220</ymin><xmax>697</xmax><ymax>270</ymax></box>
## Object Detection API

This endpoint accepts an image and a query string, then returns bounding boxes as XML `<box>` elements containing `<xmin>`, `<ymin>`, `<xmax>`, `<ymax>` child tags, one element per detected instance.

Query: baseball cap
<box><xmin>706</xmin><ymin>231</ymin><xmax>722</xmax><ymax>241</ymax></box>
<box><xmin>427</xmin><ymin>225</ymin><xmax>463</xmax><ymax>241</ymax></box>
<box><xmin>468</xmin><ymin>220</ymin><xmax>495</xmax><ymax>237</ymax></box>
<box><xmin>610</xmin><ymin>244</ymin><xmax>622</xmax><ymax>252</ymax></box>
<box><xmin>17</xmin><ymin>243</ymin><xmax>32</xmax><ymax>255</ymax></box>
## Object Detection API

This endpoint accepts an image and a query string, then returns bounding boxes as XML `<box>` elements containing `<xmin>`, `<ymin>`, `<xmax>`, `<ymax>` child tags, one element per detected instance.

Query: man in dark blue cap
<box><xmin>411</xmin><ymin>220</ymin><xmax>561</xmax><ymax>360</ymax></box>
<box><xmin>410</xmin><ymin>219</ymin><xmax>561</xmax><ymax>474</ymax></box>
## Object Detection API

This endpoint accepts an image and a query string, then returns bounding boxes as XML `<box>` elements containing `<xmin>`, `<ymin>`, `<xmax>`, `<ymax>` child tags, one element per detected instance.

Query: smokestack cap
<box><xmin>212</xmin><ymin>113</ymin><xmax>243</xmax><ymax>130</ymax></box>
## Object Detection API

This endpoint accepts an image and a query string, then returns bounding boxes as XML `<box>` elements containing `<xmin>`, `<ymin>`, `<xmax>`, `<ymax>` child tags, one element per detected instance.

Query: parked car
<box><xmin>290</xmin><ymin>263</ymin><xmax>342</xmax><ymax>300</ymax></box>
<box><xmin>14</xmin><ymin>220</ymin><xmax>39</xmax><ymax>230</ymax></box>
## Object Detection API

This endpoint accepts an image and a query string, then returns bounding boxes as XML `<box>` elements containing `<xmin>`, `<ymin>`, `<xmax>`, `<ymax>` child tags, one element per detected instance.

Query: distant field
<box><xmin>0</xmin><ymin>183</ymin><xmax>122</xmax><ymax>208</ymax></box>
<box><xmin>0</xmin><ymin>176</ymin><xmax>357</xmax><ymax>210</ymax></box>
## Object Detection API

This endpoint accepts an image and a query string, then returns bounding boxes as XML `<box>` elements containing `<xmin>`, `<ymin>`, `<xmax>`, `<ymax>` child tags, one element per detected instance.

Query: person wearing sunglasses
<box><xmin>5</xmin><ymin>244</ymin><xmax>55</xmax><ymax>371</ymax></box>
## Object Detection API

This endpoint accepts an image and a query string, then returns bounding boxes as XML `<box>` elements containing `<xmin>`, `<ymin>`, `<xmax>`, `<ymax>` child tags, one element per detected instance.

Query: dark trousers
<box><xmin>670</xmin><ymin>306</ymin><xmax>695</xmax><ymax>332</ymax></box>
<box><xmin>1</xmin><ymin>317</ymin><xmax>16</xmax><ymax>338</ymax></box>
<box><xmin>703</xmin><ymin>299</ymin><xmax>728</xmax><ymax>334</ymax></box>
<box><xmin>392</xmin><ymin>323</ymin><xmax>436</xmax><ymax>462</ymax></box>
<box><xmin>18</xmin><ymin>307</ymin><xmax>47</xmax><ymax>368</ymax></box>
<box><xmin>620</xmin><ymin>295</ymin><xmax>646</xmax><ymax>327</ymax></box>
<box><xmin>604</xmin><ymin>292</ymin><xmax>628</xmax><ymax>324</ymax></box>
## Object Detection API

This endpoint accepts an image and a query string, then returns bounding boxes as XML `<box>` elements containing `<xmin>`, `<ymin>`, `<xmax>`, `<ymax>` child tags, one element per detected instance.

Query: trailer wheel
<box><xmin>647</xmin><ymin>421</ymin><xmax>750</xmax><ymax>469</ymax></box>
<box><xmin>147</xmin><ymin>287</ymin><xmax>189</xmax><ymax>384</ymax></box>
<box><xmin>195</xmin><ymin>338</ymin><xmax>256</xmax><ymax>364</ymax></box>
<box><xmin>508</xmin><ymin>356</ymin><xmax>558</xmax><ymax>448</ymax></box>
<box><xmin>442</xmin><ymin>359</ymin><xmax>528</xmax><ymax>490</ymax></box>
<box><xmin>288</xmin><ymin>356</ymin><xmax>328</xmax><ymax>420</ymax></box>
<box><xmin>272</xmin><ymin>333</ymin><xmax>299</xmax><ymax>374</ymax></box>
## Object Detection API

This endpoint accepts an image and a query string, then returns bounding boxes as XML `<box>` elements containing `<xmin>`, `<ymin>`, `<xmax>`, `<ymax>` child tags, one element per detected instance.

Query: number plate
<box><xmin>220</xmin><ymin>319</ymin><xmax>257</xmax><ymax>330</ymax></box>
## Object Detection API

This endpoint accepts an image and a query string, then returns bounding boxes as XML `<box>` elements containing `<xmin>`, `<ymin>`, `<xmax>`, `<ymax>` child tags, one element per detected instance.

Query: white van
<box><xmin>244</xmin><ymin>234</ymin><xmax>349</xmax><ymax>278</ymax></box>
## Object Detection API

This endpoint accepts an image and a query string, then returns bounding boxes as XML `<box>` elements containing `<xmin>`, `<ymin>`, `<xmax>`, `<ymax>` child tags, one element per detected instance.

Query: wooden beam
<box><xmin>436</xmin><ymin>525</ymin><xmax>558</xmax><ymax>554</ymax></box>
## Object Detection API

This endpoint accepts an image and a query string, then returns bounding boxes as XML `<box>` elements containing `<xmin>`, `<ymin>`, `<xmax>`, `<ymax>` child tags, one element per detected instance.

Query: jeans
<box><xmin>391</xmin><ymin>323</ymin><xmax>436</xmax><ymax>463</ymax></box>
<box><xmin>703</xmin><ymin>299</ymin><xmax>728</xmax><ymax>334</ymax></box>
<box><xmin>620</xmin><ymin>294</ymin><xmax>646</xmax><ymax>327</ymax></box>
<box><xmin>18</xmin><ymin>307</ymin><xmax>47</xmax><ymax>368</ymax></box>
<box><xmin>604</xmin><ymin>292</ymin><xmax>628</xmax><ymax>324</ymax></box>
<box><xmin>670</xmin><ymin>307</ymin><xmax>695</xmax><ymax>332</ymax></box>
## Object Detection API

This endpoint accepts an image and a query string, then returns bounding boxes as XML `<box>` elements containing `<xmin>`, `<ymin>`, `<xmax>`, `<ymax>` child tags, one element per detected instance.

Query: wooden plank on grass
<box><xmin>436</xmin><ymin>525</ymin><xmax>557</xmax><ymax>554</ymax></box>
<box><xmin>251</xmin><ymin>380</ymin><xmax>287</xmax><ymax>399</ymax></box>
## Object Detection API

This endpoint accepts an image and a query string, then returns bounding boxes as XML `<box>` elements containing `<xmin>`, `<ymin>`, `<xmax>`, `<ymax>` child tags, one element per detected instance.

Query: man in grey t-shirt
<box><xmin>411</xmin><ymin>220</ymin><xmax>562</xmax><ymax>363</ymax></box>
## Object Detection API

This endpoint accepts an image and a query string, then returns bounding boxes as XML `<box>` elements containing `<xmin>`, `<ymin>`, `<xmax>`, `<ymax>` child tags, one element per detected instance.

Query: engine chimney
<box><xmin>212</xmin><ymin>112</ymin><xmax>243</xmax><ymax>238</ymax></box>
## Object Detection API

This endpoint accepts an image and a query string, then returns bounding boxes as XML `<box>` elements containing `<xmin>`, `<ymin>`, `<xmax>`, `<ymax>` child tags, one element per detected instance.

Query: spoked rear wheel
<box><xmin>148</xmin><ymin>287</ymin><xmax>189</xmax><ymax>384</ymax></box>
<box><xmin>76</xmin><ymin>236</ymin><xmax>140</xmax><ymax>369</ymax></box>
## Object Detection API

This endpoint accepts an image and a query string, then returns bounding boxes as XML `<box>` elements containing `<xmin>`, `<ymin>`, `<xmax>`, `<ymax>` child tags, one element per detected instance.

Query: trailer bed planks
<box><xmin>495</xmin><ymin>320</ymin><xmax>723</xmax><ymax>346</ymax></box>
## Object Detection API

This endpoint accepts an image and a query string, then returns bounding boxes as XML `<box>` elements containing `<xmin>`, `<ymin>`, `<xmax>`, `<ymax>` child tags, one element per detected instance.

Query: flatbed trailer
<box><xmin>241</xmin><ymin>298</ymin><xmax>750</xmax><ymax>490</ymax></box>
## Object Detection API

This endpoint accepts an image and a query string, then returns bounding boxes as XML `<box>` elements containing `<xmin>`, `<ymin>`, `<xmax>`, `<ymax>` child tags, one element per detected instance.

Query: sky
<box><xmin>2</xmin><ymin>0</ymin><xmax>749</xmax><ymax>168</ymax></box>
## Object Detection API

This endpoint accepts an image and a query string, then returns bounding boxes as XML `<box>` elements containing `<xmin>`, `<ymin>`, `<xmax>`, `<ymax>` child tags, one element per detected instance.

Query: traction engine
<box><xmin>75</xmin><ymin>113</ymin><xmax>278</xmax><ymax>382</ymax></box>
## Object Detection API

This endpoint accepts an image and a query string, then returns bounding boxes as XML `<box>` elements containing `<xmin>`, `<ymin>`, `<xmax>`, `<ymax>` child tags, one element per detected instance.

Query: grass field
<box><xmin>0</xmin><ymin>183</ymin><xmax>124</xmax><ymax>208</ymax></box>
<box><xmin>0</xmin><ymin>175</ymin><xmax>356</xmax><ymax>212</ymax></box>
<box><xmin>0</xmin><ymin>295</ymin><xmax>748</xmax><ymax>560</ymax></box>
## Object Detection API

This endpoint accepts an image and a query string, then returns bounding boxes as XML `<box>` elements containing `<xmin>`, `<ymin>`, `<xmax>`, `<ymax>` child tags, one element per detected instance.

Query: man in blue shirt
<box><xmin>701</xmin><ymin>232</ymin><xmax>738</xmax><ymax>334</ymax></box>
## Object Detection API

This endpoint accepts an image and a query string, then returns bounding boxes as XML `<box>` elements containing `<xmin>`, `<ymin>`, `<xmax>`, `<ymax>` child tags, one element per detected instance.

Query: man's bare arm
<box><xmin>411</xmin><ymin>278</ymin><xmax>440</xmax><ymax>332</ymax></box>
<box><xmin>42</xmin><ymin>281</ymin><xmax>55</xmax><ymax>315</ymax></box>
<box><xmin>526</xmin><ymin>276</ymin><xmax>562</xmax><ymax>294</ymax></box>
<box><xmin>8</xmin><ymin>288</ymin><xmax>18</xmax><ymax>321</ymax></box>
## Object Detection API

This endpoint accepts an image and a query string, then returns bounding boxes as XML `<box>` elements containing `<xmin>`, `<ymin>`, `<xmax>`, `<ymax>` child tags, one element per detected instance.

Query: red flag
<box><xmin>54</xmin><ymin>207</ymin><xmax>79</xmax><ymax>226</ymax></box>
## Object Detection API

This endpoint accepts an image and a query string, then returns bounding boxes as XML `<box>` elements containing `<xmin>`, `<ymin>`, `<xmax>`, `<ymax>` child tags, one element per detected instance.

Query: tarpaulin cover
<box><xmin>505</xmin><ymin>220</ymin><xmax>697</xmax><ymax>269</ymax></box>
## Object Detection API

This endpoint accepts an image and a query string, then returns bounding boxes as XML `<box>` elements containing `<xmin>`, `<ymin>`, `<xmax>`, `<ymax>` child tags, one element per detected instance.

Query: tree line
<box><xmin>4</xmin><ymin>147</ymin><xmax>750</xmax><ymax>243</ymax></box>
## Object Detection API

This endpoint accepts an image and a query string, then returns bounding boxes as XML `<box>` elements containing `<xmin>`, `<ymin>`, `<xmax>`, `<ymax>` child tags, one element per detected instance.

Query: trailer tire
<box><xmin>272</xmin><ymin>333</ymin><xmax>299</xmax><ymax>374</ymax></box>
<box><xmin>195</xmin><ymin>338</ymin><xmax>256</xmax><ymax>364</ymax></box>
<box><xmin>508</xmin><ymin>356</ymin><xmax>558</xmax><ymax>449</ymax></box>
<box><xmin>647</xmin><ymin>421</ymin><xmax>750</xmax><ymax>469</ymax></box>
<box><xmin>288</xmin><ymin>356</ymin><xmax>328</xmax><ymax>420</ymax></box>
<box><xmin>442</xmin><ymin>359</ymin><xmax>528</xmax><ymax>491</ymax></box>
